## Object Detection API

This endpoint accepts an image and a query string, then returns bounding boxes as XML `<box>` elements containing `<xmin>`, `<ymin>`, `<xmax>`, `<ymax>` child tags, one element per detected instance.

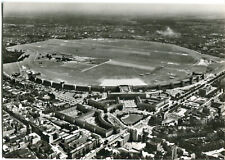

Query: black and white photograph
<box><xmin>1</xmin><ymin>0</ymin><xmax>225</xmax><ymax>159</ymax></box>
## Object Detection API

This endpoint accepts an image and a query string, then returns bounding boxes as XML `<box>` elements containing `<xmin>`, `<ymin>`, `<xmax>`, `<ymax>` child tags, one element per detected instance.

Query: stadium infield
<box><xmin>4</xmin><ymin>38</ymin><xmax>222</xmax><ymax>86</ymax></box>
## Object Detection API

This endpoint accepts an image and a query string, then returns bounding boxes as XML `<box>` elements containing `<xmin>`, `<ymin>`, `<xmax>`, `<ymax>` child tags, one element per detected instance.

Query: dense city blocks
<box><xmin>2</xmin><ymin>2</ymin><xmax>225</xmax><ymax>160</ymax></box>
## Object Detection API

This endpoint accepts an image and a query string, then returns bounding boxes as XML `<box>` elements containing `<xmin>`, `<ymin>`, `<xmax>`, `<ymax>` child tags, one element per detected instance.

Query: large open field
<box><xmin>4</xmin><ymin>38</ymin><xmax>222</xmax><ymax>86</ymax></box>
<box><xmin>121</xmin><ymin>113</ymin><xmax>143</xmax><ymax>125</ymax></box>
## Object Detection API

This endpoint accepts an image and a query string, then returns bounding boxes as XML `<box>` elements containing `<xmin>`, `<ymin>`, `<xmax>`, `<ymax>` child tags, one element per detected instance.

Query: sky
<box><xmin>3</xmin><ymin>2</ymin><xmax>225</xmax><ymax>18</ymax></box>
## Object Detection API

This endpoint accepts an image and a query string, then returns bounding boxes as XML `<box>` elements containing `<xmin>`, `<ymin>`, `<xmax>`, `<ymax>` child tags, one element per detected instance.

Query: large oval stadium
<box><xmin>4</xmin><ymin>38</ymin><xmax>222</xmax><ymax>86</ymax></box>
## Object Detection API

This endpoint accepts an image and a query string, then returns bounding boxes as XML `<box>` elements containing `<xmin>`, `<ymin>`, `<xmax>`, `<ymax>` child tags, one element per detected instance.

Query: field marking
<box><xmin>81</xmin><ymin>59</ymin><xmax>111</xmax><ymax>72</ymax></box>
<box><xmin>108</xmin><ymin>60</ymin><xmax>155</xmax><ymax>71</ymax></box>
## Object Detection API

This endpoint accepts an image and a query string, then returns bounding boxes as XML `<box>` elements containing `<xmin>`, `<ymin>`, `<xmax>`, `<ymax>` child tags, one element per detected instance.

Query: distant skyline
<box><xmin>3</xmin><ymin>2</ymin><xmax>225</xmax><ymax>18</ymax></box>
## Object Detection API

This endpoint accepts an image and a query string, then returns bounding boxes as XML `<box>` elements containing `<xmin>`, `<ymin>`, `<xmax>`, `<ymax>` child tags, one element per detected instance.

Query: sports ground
<box><xmin>4</xmin><ymin>38</ymin><xmax>222</xmax><ymax>86</ymax></box>
<box><xmin>121</xmin><ymin>113</ymin><xmax>144</xmax><ymax>125</ymax></box>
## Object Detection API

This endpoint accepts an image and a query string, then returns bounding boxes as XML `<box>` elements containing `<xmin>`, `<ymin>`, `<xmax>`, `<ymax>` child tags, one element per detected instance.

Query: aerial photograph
<box><xmin>1</xmin><ymin>1</ymin><xmax>225</xmax><ymax>159</ymax></box>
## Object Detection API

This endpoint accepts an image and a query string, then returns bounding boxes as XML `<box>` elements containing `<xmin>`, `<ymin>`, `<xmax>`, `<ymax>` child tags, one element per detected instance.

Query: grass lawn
<box><xmin>121</xmin><ymin>113</ymin><xmax>143</xmax><ymax>125</ymax></box>
<box><xmin>4</xmin><ymin>38</ymin><xmax>220</xmax><ymax>86</ymax></box>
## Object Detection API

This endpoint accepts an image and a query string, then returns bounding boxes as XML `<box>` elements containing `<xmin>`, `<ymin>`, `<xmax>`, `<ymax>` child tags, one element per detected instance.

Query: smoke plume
<box><xmin>156</xmin><ymin>27</ymin><xmax>180</xmax><ymax>38</ymax></box>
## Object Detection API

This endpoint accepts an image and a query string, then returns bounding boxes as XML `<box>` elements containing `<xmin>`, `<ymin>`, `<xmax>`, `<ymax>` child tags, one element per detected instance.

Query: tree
<box><xmin>202</xmin><ymin>107</ymin><xmax>210</xmax><ymax>115</ymax></box>
<box><xmin>118</xmin><ymin>105</ymin><xmax>123</xmax><ymax>111</ymax></box>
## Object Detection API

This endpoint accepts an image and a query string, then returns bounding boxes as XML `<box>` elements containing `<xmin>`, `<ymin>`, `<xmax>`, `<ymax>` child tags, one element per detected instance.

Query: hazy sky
<box><xmin>3</xmin><ymin>2</ymin><xmax>225</xmax><ymax>18</ymax></box>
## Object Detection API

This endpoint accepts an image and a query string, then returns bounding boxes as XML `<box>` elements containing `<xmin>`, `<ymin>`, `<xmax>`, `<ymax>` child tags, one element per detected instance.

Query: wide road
<box><xmin>81</xmin><ymin>129</ymin><xmax>128</xmax><ymax>159</ymax></box>
<box><xmin>177</xmin><ymin>71</ymin><xmax>225</xmax><ymax>102</ymax></box>
<box><xmin>155</xmin><ymin>70</ymin><xmax>225</xmax><ymax>116</ymax></box>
